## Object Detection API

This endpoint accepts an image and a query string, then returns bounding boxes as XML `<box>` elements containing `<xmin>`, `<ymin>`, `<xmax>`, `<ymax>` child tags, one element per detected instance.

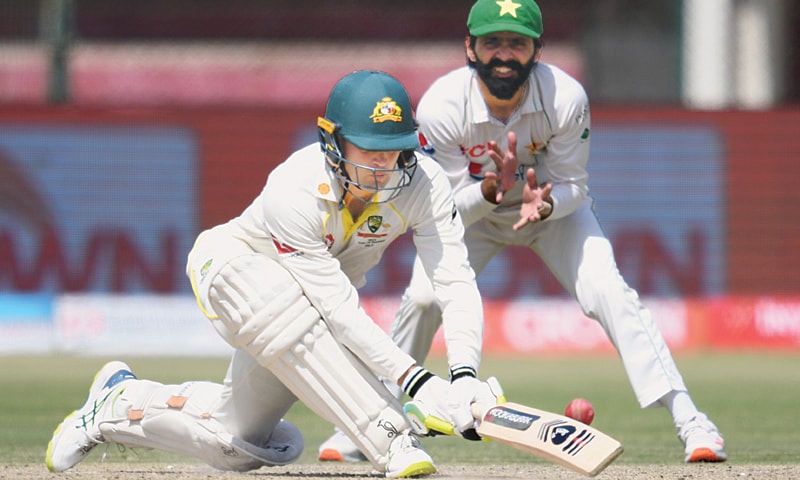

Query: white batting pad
<box><xmin>204</xmin><ymin>253</ymin><xmax>410</xmax><ymax>471</ymax></box>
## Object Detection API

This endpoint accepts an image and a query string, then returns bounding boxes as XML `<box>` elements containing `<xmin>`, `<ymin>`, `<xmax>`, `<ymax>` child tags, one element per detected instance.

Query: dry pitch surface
<box><xmin>5</xmin><ymin>463</ymin><xmax>798</xmax><ymax>480</ymax></box>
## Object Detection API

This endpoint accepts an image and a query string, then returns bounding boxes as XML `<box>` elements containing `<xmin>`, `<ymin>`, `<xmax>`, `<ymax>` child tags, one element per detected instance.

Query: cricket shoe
<box><xmin>384</xmin><ymin>433</ymin><xmax>436</xmax><ymax>478</ymax></box>
<box><xmin>318</xmin><ymin>428</ymin><xmax>368</xmax><ymax>462</ymax></box>
<box><xmin>677</xmin><ymin>413</ymin><xmax>727</xmax><ymax>463</ymax></box>
<box><xmin>46</xmin><ymin>361</ymin><xmax>137</xmax><ymax>472</ymax></box>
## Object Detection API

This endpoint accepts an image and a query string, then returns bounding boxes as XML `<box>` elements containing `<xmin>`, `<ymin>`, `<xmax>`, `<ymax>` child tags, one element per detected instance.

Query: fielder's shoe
<box><xmin>46</xmin><ymin>361</ymin><xmax>137</xmax><ymax>472</ymax></box>
<box><xmin>318</xmin><ymin>428</ymin><xmax>368</xmax><ymax>462</ymax></box>
<box><xmin>384</xmin><ymin>433</ymin><xmax>436</xmax><ymax>478</ymax></box>
<box><xmin>677</xmin><ymin>413</ymin><xmax>727</xmax><ymax>463</ymax></box>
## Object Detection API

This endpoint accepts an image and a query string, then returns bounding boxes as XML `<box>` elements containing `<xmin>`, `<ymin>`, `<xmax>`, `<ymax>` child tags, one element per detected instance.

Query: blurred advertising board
<box><xmin>0</xmin><ymin>125</ymin><xmax>198</xmax><ymax>294</ymax></box>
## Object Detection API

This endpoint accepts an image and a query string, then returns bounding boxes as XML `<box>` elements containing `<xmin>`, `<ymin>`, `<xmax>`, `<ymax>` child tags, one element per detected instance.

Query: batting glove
<box><xmin>403</xmin><ymin>373</ymin><xmax>506</xmax><ymax>440</ymax></box>
<box><xmin>447</xmin><ymin>366</ymin><xmax>504</xmax><ymax>440</ymax></box>
<box><xmin>401</xmin><ymin>366</ymin><xmax>452</xmax><ymax>436</ymax></box>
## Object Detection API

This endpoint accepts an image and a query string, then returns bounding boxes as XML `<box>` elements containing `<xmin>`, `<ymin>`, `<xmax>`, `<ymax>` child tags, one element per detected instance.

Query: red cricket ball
<box><xmin>565</xmin><ymin>398</ymin><xmax>595</xmax><ymax>425</ymax></box>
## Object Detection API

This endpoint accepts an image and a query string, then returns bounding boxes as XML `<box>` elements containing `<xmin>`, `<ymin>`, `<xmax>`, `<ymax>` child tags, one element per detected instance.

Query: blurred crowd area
<box><xmin>1</xmin><ymin>0</ymin><xmax>798</xmax><ymax>108</ymax></box>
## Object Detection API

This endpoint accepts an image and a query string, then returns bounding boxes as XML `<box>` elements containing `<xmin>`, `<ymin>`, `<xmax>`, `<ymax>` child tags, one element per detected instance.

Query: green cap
<box><xmin>467</xmin><ymin>0</ymin><xmax>543</xmax><ymax>39</ymax></box>
<box><xmin>323</xmin><ymin>70</ymin><xmax>419</xmax><ymax>151</ymax></box>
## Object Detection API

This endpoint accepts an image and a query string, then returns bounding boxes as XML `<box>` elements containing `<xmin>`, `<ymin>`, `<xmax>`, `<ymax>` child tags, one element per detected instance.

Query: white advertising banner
<box><xmin>53</xmin><ymin>294</ymin><xmax>232</xmax><ymax>356</ymax></box>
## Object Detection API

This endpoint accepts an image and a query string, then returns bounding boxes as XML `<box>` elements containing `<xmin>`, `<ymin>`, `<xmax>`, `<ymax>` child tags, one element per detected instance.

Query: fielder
<box><xmin>46</xmin><ymin>70</ymin><xmax>498</xmax><ymax>478</ymax></box>
<box><xmin>320</xmin><ymin>0</ymin><xmax>727</xmax><ymax>464</ymax></box>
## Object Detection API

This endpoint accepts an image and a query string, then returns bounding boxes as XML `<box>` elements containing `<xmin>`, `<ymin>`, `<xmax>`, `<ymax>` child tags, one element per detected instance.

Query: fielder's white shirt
<box><xmin>416</xmin><ymin>63</ymin><xmax>591</xmax><ymax>228</ymax></box>
<box><xmin>220</xmin><ymin>144</ymin><xmax>482</xmax><ymax>382</ymax></box>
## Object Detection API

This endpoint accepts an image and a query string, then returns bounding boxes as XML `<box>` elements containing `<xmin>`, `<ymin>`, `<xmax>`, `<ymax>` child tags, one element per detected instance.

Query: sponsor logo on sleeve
<box><xmin>271</xmin><ymin>234</ymin><xmax>302</xmax><ymax>257</ymax></box>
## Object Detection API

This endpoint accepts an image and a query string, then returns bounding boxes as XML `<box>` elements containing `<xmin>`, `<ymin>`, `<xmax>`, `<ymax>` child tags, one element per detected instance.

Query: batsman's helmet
<box><xmin>318</xmin><ymin>70</ymin><xmax>418</xmax><ymax>203</ymax></box>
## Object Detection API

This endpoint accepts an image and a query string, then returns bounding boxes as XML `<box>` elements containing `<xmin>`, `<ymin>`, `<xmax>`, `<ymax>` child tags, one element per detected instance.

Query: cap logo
<box><xmin>370</xmin><ymin>97</ymin><xmax>403</xmax><ymax>123</ymax></box>
<box><xmin>496</xmin><ymin>0</ymin><xmax>522</xmax><ymax>17</ymax></box>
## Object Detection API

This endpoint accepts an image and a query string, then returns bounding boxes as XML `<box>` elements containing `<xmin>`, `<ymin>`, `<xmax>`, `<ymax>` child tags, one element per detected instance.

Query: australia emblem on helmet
<box><xmin>371</xmin><ymin>97</ymin><xmax>403</xmax><ymax>123</ymax></box>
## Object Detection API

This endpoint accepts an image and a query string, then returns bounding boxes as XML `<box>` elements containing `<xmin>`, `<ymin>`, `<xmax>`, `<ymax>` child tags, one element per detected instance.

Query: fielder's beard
<box><xmin>470</xmin><ymin>57</ymin><xmax>536</xmax><ymax>100</ymax></box>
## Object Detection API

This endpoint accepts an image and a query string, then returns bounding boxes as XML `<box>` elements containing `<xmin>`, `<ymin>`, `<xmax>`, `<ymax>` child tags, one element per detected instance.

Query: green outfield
<box><xmin>3</xmin><ymin>352</ymin><xmax>798</xmax><ymax>468</ymax></box>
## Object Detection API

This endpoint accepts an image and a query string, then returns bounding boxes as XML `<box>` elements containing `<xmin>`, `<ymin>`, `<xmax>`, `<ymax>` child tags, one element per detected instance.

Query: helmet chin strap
<box><xmin>336</xmin><ymin>165</ymin><xmax>375</xmax><ymax>212</ymax></box>
<box><xmin>336</xmin><ymin>166</ymin><xmax>354</xmax><ymax>211</ymax></box>
<box><xmin>339</xmin><ymin>184</ymin><xmax>364</xmax><ymax>212</ymax></box>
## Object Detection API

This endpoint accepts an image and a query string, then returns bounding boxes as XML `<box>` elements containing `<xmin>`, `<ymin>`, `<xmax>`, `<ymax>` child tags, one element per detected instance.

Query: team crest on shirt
<box><xmin>370</xmin><ymin>97</ymin><xmax>403</xmax><ymax>123</ymax></box>
<box><xmin>367</xmin><ymin>215</ymin><xmax>383</xmax><ymax>233</ymax></box>
<box><xmin>357</xmin><ymin>215</ymin><xmax>390</xmax><ymax>246</ymax></box>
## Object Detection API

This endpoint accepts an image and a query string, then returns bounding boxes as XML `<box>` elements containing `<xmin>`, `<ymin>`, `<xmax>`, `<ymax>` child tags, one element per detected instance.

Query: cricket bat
<box><xmin>471</xmin><ymin>401</ymin><xmax>623</xmax><ymax>477</ymax></box>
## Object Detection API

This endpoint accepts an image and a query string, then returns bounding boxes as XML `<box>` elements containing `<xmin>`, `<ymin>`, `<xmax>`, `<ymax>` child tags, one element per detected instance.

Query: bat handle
<box><xmin>471</xmin><ymin>376</ymin><xmax>505</xmax><ymax>420</ymax></box>
<box><xmin>471</xmin><ymin>402</ymin><xmax>490</xmax><ymax>421</ymax></box>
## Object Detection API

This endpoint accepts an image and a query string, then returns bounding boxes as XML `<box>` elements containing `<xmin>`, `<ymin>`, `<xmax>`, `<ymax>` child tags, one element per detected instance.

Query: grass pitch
<box><xmin>2</xmin><ymin>352</ymin><xmax>798</xmax><ymax>469</ymax></box>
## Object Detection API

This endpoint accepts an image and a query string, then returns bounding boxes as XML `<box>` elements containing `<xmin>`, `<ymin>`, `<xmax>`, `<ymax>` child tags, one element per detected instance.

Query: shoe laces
<box><xmin>679</xmin><ymin>415</ymin><xmax>719</xmax><ymax>441</ymax></box>
<box><xmin>76</xmin><ymin>425</ymin><xmax>104</xmax><ymax>448</ymax></box>
<box><xmin>100</xmin><ymin>443</ymin><xmax>137</xmax><ymax>463</ymax></box>
<box><xmin>377</xmin><ymin>419</ymin><xmax>425</xmax><ymax>457</ymax></box>
<box><xmin>389</xmin><ymin>433</ymin><xmax>423</xmax><ymax>456</ymax></box>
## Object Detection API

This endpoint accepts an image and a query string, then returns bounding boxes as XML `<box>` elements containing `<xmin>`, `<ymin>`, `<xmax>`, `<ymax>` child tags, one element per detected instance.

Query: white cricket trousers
<box><xmin>98</xmin><ymin>350</ymin><xmax>302</xmax><ymax>471</ymax></box>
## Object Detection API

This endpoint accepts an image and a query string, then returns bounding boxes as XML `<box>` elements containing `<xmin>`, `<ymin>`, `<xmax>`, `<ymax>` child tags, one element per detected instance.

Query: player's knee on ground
<box><xmin>99</xmin><ymin>380</ymin><xmax>303</xmax><ymax>471</ymax></box>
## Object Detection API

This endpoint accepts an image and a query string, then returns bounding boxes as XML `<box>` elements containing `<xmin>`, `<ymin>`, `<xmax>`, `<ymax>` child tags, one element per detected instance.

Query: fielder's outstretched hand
<box><xmin>484</xmin><ymin>131</ymin><xmax>519</xmax><ymax>204</ymax></box>
<box><xmin>513</xmin><ymin>167</ymin><xmax>554</xmax><ymax>231</ymax></box>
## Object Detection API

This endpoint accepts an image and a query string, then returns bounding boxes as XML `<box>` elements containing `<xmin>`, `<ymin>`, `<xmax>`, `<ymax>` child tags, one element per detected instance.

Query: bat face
<box><xmin>482</xmin><ymin>405</ymin><xmax>594</xmax><ymax>455</ymax></box>
<box><xmin>475</xmin><ymin>402</ymin><xmax>623</xmax><ymax>477</ymax></box>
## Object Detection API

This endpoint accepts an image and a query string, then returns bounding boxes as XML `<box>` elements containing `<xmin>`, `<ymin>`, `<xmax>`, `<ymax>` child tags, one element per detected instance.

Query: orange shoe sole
<box><xmin>319</xmin><ymin>449</ymin><xmax>344</xmax><ymax>462</ymax></box>
<box><xmin>688</xmin><ymin>447</ymin><xmax>726</xmax><ymax>463</ymax></box>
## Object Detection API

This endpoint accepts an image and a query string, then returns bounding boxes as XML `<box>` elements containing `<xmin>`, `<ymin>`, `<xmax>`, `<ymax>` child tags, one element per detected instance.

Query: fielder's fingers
<box><xmin>487</xmin><ymin>141</ymin><xmax>503</xmax><ymax>164</ymax></box>
<box><xmin>507</xmin><ymin>131</ymin><xmax>518</xmax><ymax>151</ymax></box>
<box><xmin>512</xmin><ymin>216</ymin><xmax>533</xmax><ymax>231</ymax></box>
<box><xmin>525</xmin><ymin>167</ymin><xmax>538</xmax><ymax>186</ymax></box>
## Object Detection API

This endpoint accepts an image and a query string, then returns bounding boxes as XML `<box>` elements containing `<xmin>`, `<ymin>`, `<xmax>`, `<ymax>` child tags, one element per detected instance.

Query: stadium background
<box><xmin>1</xmin><ymin>0</ymin><xmax>799</xmax><ymax>356</ymax></box>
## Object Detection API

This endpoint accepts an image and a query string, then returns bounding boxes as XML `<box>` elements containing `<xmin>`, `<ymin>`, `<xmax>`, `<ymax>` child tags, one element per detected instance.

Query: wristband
<box><xmin>402</xmin><ymin>366</ymin><xmax>434</xmax><ymax>398</ymax></box>
<box><xmin>449</xmin><ymin>364</ymin><xmax>477</xmax><ymax>382</ymax></box>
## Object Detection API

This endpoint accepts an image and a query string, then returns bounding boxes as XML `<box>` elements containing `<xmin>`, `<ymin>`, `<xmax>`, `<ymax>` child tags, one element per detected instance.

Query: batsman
<box><xmin>46</xmin><ymin>70</ymin><xmax>499</xmax><ymax>478</ymax></box>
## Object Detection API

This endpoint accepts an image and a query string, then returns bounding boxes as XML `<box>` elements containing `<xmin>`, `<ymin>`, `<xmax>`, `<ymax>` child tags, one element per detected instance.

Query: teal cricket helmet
<box><xmin>319</xmin><ymin>70</ymin><xmax>419</xmax><ymax>151</ymax></box>
<box><xmin>318</xmin><ymin>70</ymin><xmax>419</xmax><ymax>204</ymax></box>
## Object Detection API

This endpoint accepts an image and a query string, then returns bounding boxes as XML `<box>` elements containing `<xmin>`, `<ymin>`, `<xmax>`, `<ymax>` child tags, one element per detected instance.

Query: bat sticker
<box><xmin>562</xmin><ymin>429</ymin><xmax>596</xmax><ymax>456</ymax></box>
<box><xmin>483</xmin><ymin>405</ymin><xmax>540</xmax><ymax>431</ymax></box>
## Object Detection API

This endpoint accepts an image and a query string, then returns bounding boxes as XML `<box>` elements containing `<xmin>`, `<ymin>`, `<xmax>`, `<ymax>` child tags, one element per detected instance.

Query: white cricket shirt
<box><xmin>221</xmin><ymin>144</ymin><xmax>483</xmax><ymax>382</ymax></box>
<box><xmin>416</xmin><ymin>63</ymin><xmax>592</xmax><ymax>228</ymax></box>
